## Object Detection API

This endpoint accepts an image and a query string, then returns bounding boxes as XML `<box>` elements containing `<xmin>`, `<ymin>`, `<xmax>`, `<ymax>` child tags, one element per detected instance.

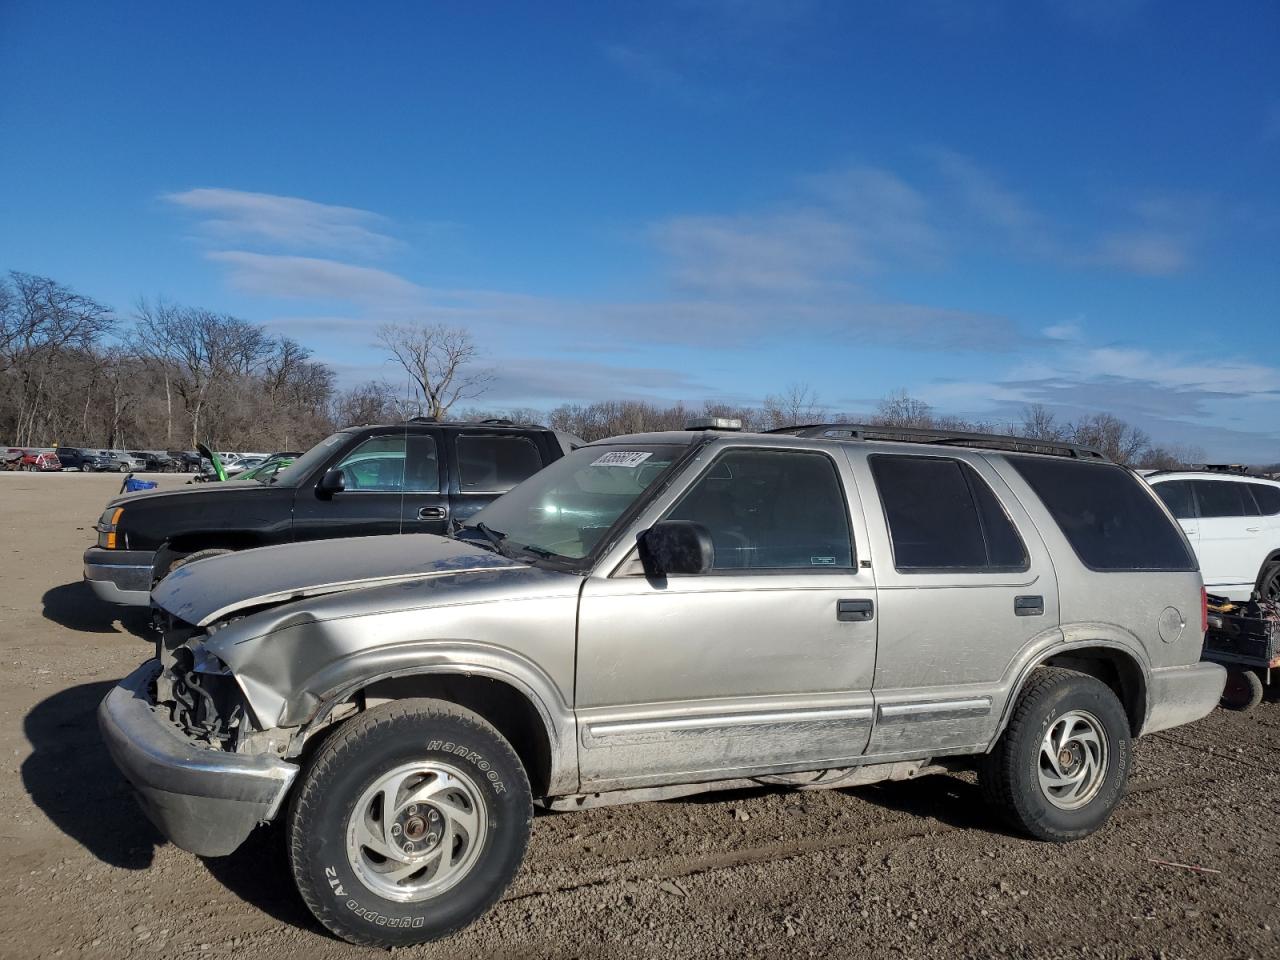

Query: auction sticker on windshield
<box><xmin>591</xmin><ymin>451</ymin><xmax>653</xmax><ymax>468</ymax></box>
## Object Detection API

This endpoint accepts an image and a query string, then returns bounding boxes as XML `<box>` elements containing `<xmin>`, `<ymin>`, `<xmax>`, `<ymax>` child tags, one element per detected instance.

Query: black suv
<box><xmin>84</xmin><ymin>419</ymin><xmax>579</xmax><ymax>606</ymax></box>
<box><xmin>55</xmin><ymin>447</ymin><xmax>115</xmax><ymax>472</ymax></box>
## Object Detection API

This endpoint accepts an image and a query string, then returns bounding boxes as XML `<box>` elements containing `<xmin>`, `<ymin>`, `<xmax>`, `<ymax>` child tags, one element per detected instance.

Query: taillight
<box><xmin>1201</xmin><ymin>587</ymin><xmax>1208</xmax><ymax>634</ymax></box>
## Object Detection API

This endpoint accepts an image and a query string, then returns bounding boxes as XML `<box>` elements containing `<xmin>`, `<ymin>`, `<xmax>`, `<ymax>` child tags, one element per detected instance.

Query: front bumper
<box><xmin>1141</xmin><ymin>661</ymin><xmax>1228</xmax><ymax>735</ymax></box>
<box><xmin>98</xmin><ymin>660</ymin><xmax>298</xmax><ymax>857</ymax></box>
<box><xmin>83</xmin><ymin>546</ymin><xmax>154</xmax><ymax>606</ymax></box>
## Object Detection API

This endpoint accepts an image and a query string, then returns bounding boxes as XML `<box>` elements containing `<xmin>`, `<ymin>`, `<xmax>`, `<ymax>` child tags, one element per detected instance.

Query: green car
<box><xmin>233</xmin><ymin>455</ymin><xmax>296</xmax><ymax>483</ymax></box>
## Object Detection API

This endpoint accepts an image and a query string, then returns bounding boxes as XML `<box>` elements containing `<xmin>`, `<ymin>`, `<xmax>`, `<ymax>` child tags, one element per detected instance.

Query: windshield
<box><xmin>272</xmin><ymin>433</ymin><xmax>351</xmax><ymax>486</ymax></box>
<box><xmin>464</xmin><ymin>442</ymin><xmax>688</xmax><ymax>560</ymax></box>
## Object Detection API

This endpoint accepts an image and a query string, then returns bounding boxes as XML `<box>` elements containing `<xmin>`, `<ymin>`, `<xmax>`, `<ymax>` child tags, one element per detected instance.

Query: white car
<box><xmin>1147</xmin><ymin>471</ymin><xmax>1280</xmax><ymax>601</ymax></box>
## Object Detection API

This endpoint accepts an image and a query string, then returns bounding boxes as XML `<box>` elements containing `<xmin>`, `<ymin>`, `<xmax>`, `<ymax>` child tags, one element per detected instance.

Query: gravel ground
<box><xmin>0</xmin><ymin>472</ymin><xmax>1277</xmax><ymax>960</ymax></box>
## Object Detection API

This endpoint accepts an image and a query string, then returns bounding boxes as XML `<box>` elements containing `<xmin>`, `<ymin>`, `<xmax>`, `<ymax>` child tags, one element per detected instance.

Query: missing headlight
<box><xmin>159</xmin><ymin>645</ymin><xmax>246</xmax><ymax>748</ymax></box>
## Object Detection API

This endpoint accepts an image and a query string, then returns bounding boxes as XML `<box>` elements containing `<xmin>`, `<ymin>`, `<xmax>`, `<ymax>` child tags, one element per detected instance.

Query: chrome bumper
<box><xmin>83</xmin><ymin>546</ymin><xmax>154</xmax><ymax>606</ymax></box>
<box><xmin>98</xmin><ymin>660</ymin><xmax>298</xmax><ymax>857</ymax></box>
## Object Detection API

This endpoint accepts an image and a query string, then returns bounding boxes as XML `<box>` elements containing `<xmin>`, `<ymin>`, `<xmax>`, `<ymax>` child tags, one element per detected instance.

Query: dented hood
<box><xmin>152</xmin><ymin>534</ymin><xmax>523</xmax><ymax>627</ymax></box>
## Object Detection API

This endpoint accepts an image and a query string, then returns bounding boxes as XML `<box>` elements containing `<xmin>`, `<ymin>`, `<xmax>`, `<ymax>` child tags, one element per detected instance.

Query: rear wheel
<box><xmin>1220</xmin><ymin>669</ymin><xmax>1264</xmax><ymax>712</ymax></box>
<box><xmin>288</xmin><ymin>699</ymin><xmax>531</xmax><ymax>947</ymax></box>
<box><xmin>980</xmin><ymin>667</ymin><xmax>1131</xmax><ymax>841</ymax></box>
<box><xmin>1256</xmin><ymin>561</ymin><xmax>1280</xmax><ymax>603</ymax></box>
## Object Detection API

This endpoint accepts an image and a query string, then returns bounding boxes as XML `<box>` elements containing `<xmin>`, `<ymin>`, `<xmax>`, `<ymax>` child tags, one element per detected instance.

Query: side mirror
<box><xmin>637</xmin><ymin>520</ymin><xmax>714</xmax><ymax>577</ymax></box>
<box><xmin>318</xmin><ymin>468</ymin><xmax>346</xmax><ymax>497</ymax></box>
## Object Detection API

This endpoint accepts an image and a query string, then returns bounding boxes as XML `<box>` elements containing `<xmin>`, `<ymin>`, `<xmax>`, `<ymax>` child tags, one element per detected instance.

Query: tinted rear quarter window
<box><xmin>1152</xmin><ymin>480</ymin><xmax>1196</xmax><ymax>520</ymax></box>
<box><xmin>1194</xmin><ymin>479</ymin><xmax>1257</xmax><ymax>518</ymax></box>
<box><xmin>1009</xmin><ymin>456</ymin><xmax>1195</xmax><ymax>572</ymax></box>
<box><xmin>1248</xmin><ymin>483</ymin><xmax>1280</xmax><ymax>516</ymax></box>
<box><xmin>457</xmin><ymin>435</ymin><xmax>545</xmax><ymax>492</ymax></box>
<box><xmin>870</xmin><ymin>455</ymin><xmax>1027</xmax><ymax>572</ymax></box>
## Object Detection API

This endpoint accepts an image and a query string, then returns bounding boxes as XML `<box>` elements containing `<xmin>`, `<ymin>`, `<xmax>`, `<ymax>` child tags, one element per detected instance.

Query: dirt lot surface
<box><xmin>1</xmin><ymin>472</ymin><xmax>1277</xmax><ymax>960</ymax></box>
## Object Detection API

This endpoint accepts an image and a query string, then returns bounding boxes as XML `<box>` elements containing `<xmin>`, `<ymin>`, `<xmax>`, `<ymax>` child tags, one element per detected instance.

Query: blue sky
<box><xmin>1</xmin><ymin>0</ymin><xmax>1277</xmax><ymax>459</ymax></box>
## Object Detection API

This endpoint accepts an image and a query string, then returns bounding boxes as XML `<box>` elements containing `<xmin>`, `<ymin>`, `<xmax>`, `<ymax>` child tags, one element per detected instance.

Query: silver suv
<box><xmin>100</xmin><ymin>422</ymin><xmax>1225</xmax><ymax>947</ymax></box>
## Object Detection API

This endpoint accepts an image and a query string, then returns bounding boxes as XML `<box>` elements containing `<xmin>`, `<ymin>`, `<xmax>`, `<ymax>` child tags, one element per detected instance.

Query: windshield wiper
<box><xmin>461</xmin><ymin>521</ymin><xmax>512</xmax><ymax>558</ymax></box>
<box><xmin>512</xmin><ymin>543</ymin><xmax>561</xmax><ymax>561</ymax></box>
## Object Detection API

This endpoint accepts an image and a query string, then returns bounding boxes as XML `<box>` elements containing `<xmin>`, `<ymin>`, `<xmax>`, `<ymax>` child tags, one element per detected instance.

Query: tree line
<box><xmin>0</xmin><ymin>270</ymin><xmax>1211</xmax><ymax>467</ymax></box>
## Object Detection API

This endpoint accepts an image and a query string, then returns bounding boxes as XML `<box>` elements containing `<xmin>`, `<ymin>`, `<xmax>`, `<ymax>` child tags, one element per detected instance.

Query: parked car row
<box><xmin>2</xmin><ymin>447</ymin><xmax>212</xmax><ymax>473</ymax></box>
<box><xmin>93</xmin><ymin>418</ymin><xmax>1231</xmax><ymax>948</ymax></box>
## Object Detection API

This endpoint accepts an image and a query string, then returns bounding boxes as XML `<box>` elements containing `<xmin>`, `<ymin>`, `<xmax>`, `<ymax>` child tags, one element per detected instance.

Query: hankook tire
<box><xmin>980</xmin><ymin>667</ymin><xmax>1131</xmax><ymax>842</ymax></box>
<box><xmin>287</xmin><ymin>698</ymin><xmax>531</xmax><ymax>947</ymax></box>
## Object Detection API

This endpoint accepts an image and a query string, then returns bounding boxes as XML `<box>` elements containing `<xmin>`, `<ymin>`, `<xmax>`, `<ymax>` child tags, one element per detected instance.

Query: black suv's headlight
<box><xmin>96</xmin><ymin>507</ymin><xmax>124</xmax><ymax>548</ymax></box>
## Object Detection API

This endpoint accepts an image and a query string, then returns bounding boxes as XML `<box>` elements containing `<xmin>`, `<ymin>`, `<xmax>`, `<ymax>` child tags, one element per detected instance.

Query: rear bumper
<box><xmin>98</xmin><ymin>661</ymin><xmax>298</xmax><ymax>857</ymax></box>
<box><xmin>83</xmin><ymin>546</ymin><xmax>154</xmax><ymax>606</ymax></box>
<box><xmin>1141</xmin><ymin>662</ymin><xmax>1227</xmax><ymax>735</ymax></box>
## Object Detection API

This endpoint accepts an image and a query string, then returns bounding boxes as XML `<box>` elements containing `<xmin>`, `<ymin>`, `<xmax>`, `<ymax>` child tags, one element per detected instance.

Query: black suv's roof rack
<box><xmin>766</xmin><ymin>423</ymin><xmax>1108</xmax><ymax>461</ymax></box>
<box><xmin>397</xmin><ymin>416</ymin><xmax>549</xmax><ymax>429</ymax></box>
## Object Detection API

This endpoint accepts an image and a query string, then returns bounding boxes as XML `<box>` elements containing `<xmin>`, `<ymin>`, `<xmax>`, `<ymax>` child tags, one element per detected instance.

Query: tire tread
<box><xmin>287</xmin><ymin>698</ymin><xmax>530</xmax><ymax>947</ymax></box>
<box><xmin>980</xmin><ymin>667</ymin><xmax>1128</xmax><ymax>842</ymax></box>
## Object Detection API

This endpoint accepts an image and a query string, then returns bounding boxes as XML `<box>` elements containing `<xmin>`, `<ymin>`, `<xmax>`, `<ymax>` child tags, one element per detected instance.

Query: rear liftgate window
<box><xmin>1008</xmin><ymin>456</ymin><xmax>1196</xmax><ymax>572</ymax></box>
<box><xmin>870</xmin><ymin>455</ymin><xmax>1028</xmax><ymax>572</ymax></box>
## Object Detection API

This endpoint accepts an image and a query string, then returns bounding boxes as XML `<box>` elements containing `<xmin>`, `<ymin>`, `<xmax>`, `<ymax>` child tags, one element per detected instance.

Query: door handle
<box><xmin>1014</xmin><ymin>595</ymin><xmax>1044</xmax><ymax>617</ymax></box>
<box><xmin>1246</xmin><ymin>527</ymin><xmax>1261</xmax><ymax>533</ymax></box>
<box><xmin>417</xmin><ymin>506</ymin><xmax>447</xmax><ymax>521</ymax></box>
<box><xmin>837</xmin><ymin>599</ymin><xmax>874</xmax><ymax>622</ymax></box>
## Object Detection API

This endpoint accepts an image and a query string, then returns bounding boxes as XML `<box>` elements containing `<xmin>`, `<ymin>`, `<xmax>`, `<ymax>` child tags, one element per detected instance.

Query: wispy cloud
<box><xmin>651</xmin><ymin>211</ymin><xmax>863</xmax><ymax>296</ymax></box>
<box><xmin>650</xmin><ymin>164</ymin><xmax>944</xmax><ymax>297</ymax></box>
<box><xmin>206</xmin><ymin>249</ymin><xmax>1018</xmax><ymax>353</ymax></box>
<box><xmin>601</xmin><ymin>44</ymin><xmax>720</xmax><ymax>107</ymax></box>
<box><xmin>487</xmin><ymin>356</ymin><xmax>711</xmax><ymax>404</ymax></box>
<box><xmin>929</xmin><ymin>149</ymin><xmax>1202</xmax><ymax>275</ymax></box>
<box><xmin>1042</xmin><ymin>320</ymin><xmax>1083</xmax><ymax>341</ymax></box>
<box><xmin>207</xmin><ymin>251</ymin><xmax>422</xmax><ymax>304</ymax></box>
<box><xmin>166</xmin><ymin>188</ymin><xmax>397</xmax><ymax>258</ymax></box>
<box><xmin>1090</xmin><ymin>230</ymin><xmax>1190</xmax><ymax>276</ymax></box>
<box><xmin>804</xmin><ymin>165</ymin><xmax>944</xmax><ymax>263</ymax></box>
<box><xmin>917</xmin><ymin>335</ymin><xmax>1280</xmax><ymax>457</ymax></box>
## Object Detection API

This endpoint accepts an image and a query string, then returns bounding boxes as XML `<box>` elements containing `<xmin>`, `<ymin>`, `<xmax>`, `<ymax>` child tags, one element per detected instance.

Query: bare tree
<box><xmin>871</xmin><ymin>390</ymin><xmax>934</xmax><ymax>428</ymax></box>
<box><xmin>1</xmin><ymin>272</ymin><xmax>114</xmax><ymax>445</ymax></box>
<box><xmin>1069</xmin><ymin>412</ymin><xmax>1151</xmax><ymax>464</ymax></box>
<box><xmin>1137</xmin><ymin>443</ymin><xmax>1206</xmax><ymax>470</ymax></box>
<box><xmin>1018</xmin><ymin>403</ymin><xmax>1067</xmax><ymax>441</ymax></box>
<box><xmin>762</xmin><ymin>382</ymin><xmax>827</xmax><ymax>430</ymax></box>
<box><xmin>376</xmin><ymin>323</ymin><xmax>491</xmax><ymax>420</ymax></box>
<box><xmin>133</xmin><ymin>300</ymin><xmax>272</xmax><ymax>446</ymax></box>
<box><xmin>332</xmin><ymin>380</ymin><xmax>397</xmax><ymax>428</ymax></box>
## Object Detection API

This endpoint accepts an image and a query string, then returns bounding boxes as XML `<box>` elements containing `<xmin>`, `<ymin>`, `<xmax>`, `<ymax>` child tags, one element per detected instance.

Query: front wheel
<box><xmin>288</xmin><ymin>699</ymin><xmax>532</xmax><ymax>947</ymax></box>
<box><xmin>980</xmin><ymin>667</ymin><xmax>1131</xmax><ymax>842</ymax></box>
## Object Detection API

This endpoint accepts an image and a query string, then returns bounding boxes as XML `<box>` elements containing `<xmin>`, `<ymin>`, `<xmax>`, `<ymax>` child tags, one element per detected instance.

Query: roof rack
<box><xmin>766</xmin><ymin>423</ymin><xmax>1108</xmax><ymax>461</ymax></box>
<box><xmin>397</xmin><ymin>416</ymin><xmax>549</xmax><ymax>429</ymax></box>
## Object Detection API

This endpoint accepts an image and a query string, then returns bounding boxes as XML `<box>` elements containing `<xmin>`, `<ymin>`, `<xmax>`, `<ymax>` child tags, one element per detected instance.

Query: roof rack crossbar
<box><xmin>764</xmin><ymin>423</ymin><xmax>1108</xmax><ymax>461</ymax></box>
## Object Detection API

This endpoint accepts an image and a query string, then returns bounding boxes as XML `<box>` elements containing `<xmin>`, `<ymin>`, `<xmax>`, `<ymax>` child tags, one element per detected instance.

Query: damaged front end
<box><xmin>154</xmin><ymin>615</ymin><xmax>250</xmax><ymax>750</ymax></box>
<box><xmin>98</xmin><ymin>615</ymin><xmax>299</xmax><ymax>857</ymax></box>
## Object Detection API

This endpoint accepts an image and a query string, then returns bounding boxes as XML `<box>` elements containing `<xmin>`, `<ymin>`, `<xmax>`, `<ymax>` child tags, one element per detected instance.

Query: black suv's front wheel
<box><xmin>980</xmin><ymin>667</ymin><xmax>1131</xmax><ymax>841</ymax></box>
<box><xmin>287</xmin><ymin>699</ymin><xmax>531</xmax><ymax>947</ymax></box>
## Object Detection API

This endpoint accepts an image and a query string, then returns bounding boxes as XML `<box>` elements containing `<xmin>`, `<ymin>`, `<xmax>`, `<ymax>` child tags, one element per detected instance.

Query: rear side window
<box><xmin>1248</xmin><ymin>483</ymin><xmax>1280</xmax><ymax>516</ymax></box>
<box><xmin>1194</xmin><ymin>480</ymin><xmax>1258</xmax><ymax>518</ymax></box>
<box><xmin>1008</xmin><ymin>457</ymin><xmax>1195</xmax><ymax>572</ymax></box>
<box><xmin>457</xmin><ymin>435</ymin><xmax>545</xmax><ymax>493</ymax></box>
<box><xmin>1152</xmin><ymin>480</ymin><xmax>1196</xmax><ymax>520</ymax></box>
<box><xmin>870</xmin><ymin>455</ymin><xmax>1028</xmax><ymax>572</ymax></box>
